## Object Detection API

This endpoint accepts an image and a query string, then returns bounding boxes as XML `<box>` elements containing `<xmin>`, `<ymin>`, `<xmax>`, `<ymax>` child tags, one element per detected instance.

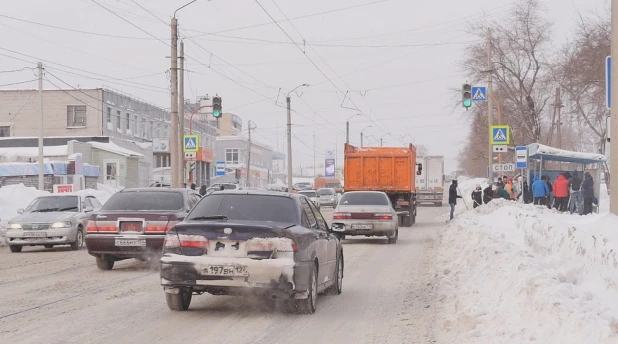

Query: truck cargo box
<box><xmin>344</xmin><ymin>143</ymin><xmax>417</xmax><ymax>192</ymax></box>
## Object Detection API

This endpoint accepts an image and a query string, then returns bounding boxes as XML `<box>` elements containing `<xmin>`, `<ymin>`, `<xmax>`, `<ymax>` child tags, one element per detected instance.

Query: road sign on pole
<box><xmin>492</xmin><ymin>145</ymin><xmax>508</xmax><ymax>153</ymax></box>
<box><xmin>183</xmin><ymin>135</ymin><xmax>199</xmax><ymax>153</ymax></box>
<box><xmin>471</xmin><ymin>86</ymin><xmax>487</xmax><ymax>102</ymax></box>
<box><xmin>516</xmin><ymin>146</ymin><xmax>528</xmax><ymax>168</ymax></box>
<box><xmin>607</xmin><ymin>56</ymin><xmax>612</xmax><ymax>109</ymax></box>
<box><xmin>215</xmin><ymin>161</ymin><xmax>225</xmax><ymax>176</ymax></box>
<box><xmin>492</xmin><ymin>163</ymin><xmax>516</xmax><ymax>173</ymax></box>
<box><xmin>489</xmin><ymin>125</ymin><xmax>510</xmax><ymax>145</ymax></box>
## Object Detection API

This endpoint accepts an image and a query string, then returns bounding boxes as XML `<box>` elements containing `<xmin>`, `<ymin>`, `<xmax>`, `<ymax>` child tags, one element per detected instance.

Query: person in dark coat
<box><xmin>521</xmin><ymin>177</ymin><xmax>532</xmax><ymax>204</ymax></box>
<box><xmin>568</xmin><ymin>172</ymin><xmax>583</xmax><ymax>215</ymax></box>
<box><xmin>483</xmin><ymin>184</ymin><xmax>493</xmax><ymax>204</ymax></box>
<box><xmin>448</xmin><ymin>180</ymin><xmax>462</xmax><ymax>220</ymax></box>
<box><xmin>544</xmin><ymin>175</ymin><xmax>553</xmax><ymax>209</ymax></box>
<box><xmin>471</xmin><ymin>185</ymin><xmax>483</xmax><ymax>208</ymax></box>
<box><xmin>199</xmin><ymin>184</ymin><xmax>207</xmax><ymax>196</ymax></box>
<box><xmin>190</xmin><ymin>183</ymin><xmax>196</xmax><ymax>190</ymax></box>
<box><xmin>582</xmin><ymin>172</ymin><xmax>594</xmax><ymax>215</ymax></box>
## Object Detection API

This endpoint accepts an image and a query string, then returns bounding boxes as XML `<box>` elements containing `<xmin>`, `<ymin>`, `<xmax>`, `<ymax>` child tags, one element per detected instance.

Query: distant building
<box><xmin>0</xmin><ymin>89</ymin><xmax>216</xmax><ymax>186</ymax></box>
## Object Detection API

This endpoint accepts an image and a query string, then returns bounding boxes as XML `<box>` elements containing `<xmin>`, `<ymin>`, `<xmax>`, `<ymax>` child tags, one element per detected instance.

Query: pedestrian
<box><xmin>582</xmin><ymin>172</ymin><xmax>594</xmax><ymax>215</ymax></box>
<box><xmin>522</xmin><ymin>177</ymin><xmax>532</xmax><ymax>204</ymax></box>
<box><xmin>483</xmin><ymin>184</ymin><xmax>493</xmax><ymax>204</ymax></box>
<box><xmin>532</xmin><ymin>175</ymin><xmax>549</xmax><ymax>206</ymax></box>
<box><xmin>568</xmin><ymin>172</ymin><xmax>583</xmax><ymax>215</ymax></box>
<box><xmin>505</xmin><ymin>178</ymin><xmax>514</xmax><ymax>200</ymax></box>
<box><xmin>544</xmin><ymin>175</ymin><xmax>553</xmax><ymax>209</ymax></box>
<box><xmin>552</xmin><ymin>173</ymin><xmax>569</xmax><ymax>212</ymax></box>
<box><xmin>190</xmin><ymin>183</ymin><xmax>196</xmax><ymax>190</ymax></box>
<box><xmin>448</xmin><ymin>179</ymin><xmax>462</xmax><ymax>220</ymax></box>
<box><xmin>199</xmin><ymin>184</ymin><xmax>207</xmax><ymax>196</ymax></box>
<box><xmin>512</xmin><ymin>177</ymin><xmax>520</xmax><ymax>200</ymax></box>
<box><xmin>471</xmin><ymin>185</ymin><xmax>483</xmax><ymax>208</ymax></box>
<box><xmin>497</xmin><ymin>177</ymin><xmax>504</xmax><ymax>189</ymax></box>
<box><xmin>497</xmin><ymin>183</ymin><xmax>510</xmax><ymax>200</ymax></box>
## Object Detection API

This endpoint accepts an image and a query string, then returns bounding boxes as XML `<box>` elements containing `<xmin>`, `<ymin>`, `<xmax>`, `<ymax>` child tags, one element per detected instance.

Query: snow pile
<box><xmin>0</xmin><ymin>183</ymin><xmax>120</xmax><ymax>245</ymax></box>
<box><xmin>433</xmin><ymin>199</ymin><xmax>618</xmax><ymax>344</ymax></box>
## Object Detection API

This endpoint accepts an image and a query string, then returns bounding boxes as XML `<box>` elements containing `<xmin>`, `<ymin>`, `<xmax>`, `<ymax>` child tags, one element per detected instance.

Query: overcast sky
<box><xmin>0</xmin><ymin>0</ymin><xmax>607</xmax><ymax>173</ymax></box>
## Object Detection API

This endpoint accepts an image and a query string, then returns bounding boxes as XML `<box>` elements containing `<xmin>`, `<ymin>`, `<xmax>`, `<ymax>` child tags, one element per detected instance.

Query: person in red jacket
<box><xmin>553</xmin><ymin>173</ymin><xmax>569</xmax><ymax>211</ymax></box>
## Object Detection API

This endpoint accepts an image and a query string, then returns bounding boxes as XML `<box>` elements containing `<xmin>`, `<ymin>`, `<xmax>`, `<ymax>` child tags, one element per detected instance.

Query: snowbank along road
<box><xmin>0</xmin><ymin>206</ymin><xmax>444</xmax><ymax>344</ymax></box>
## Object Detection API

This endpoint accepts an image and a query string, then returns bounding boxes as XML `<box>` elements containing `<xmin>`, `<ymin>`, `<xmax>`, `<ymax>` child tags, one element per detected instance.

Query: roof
<box><xmin>527</xmin><ymin>143</ymin><xmax>606</xmax><ymax>164</ymax></box>
<box><xmin>87</xmin><ymin>141</ymin><xmax>144</xmax><ymax>158</ymax></box>
<box><xmin>212</xmin><ymin>189</ymin><xmax>295</xmax><ymax>198</ymax></box>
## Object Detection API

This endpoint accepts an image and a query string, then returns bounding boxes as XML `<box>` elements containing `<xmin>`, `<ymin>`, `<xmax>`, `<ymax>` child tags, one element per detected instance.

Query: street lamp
<box><xmin>360</xmin><ymin>125</ymin><xmax>373</xmax><ymax>147</ymax></box>
<box><xmin>380</xmin><ymin>132</ymin><xmax>392</xmax><ymax>147</ymax></box>
<box><xmin>286</xmin><ymin>83</ymin><xmax>309</xmax><ymax>192</ymax></box>
<box><xmin>346</xmin><ymin>113</ymin><xmax>361</xmax><ymax>144</ymax></box>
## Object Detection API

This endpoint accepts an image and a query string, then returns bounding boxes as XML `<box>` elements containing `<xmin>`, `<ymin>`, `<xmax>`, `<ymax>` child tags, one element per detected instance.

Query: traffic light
<box><xmin>462</xmin><ymin>84</ymin><xmax>472</xmax><ymax>109</ymax></box>
<box><xmin>212</xmin><ymin>96</ymin><xmax>222</xmax><ymax>118</ymax></box>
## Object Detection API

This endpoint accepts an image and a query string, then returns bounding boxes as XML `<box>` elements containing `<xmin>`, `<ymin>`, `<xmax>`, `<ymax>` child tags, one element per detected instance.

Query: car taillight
<box><xmin>94</xmin><ymin>221</ymin><xmax>117</xmax><ymax>232</ymax></box>
<box><xmin>165</xmin><ymin>221</ymin><xmax>179</xmax><ymax>231</ymax></box>
<box><xmin>163</xmin><ymin>233</ymin><xmax>181</xmax><ymax>248</ymax></box>
<box><xmin>373</xmin><ymin>213</ymin><xmax>393</xmax><ymax>220</ymax></box>
<box><xmin>86</xmin><ymin>220</ymin><xmax>98</xmax><ymax>233</ymax></box>
<box><xmin>333</xmin><ymin>212</ymin><xmax>351</xmax><ymax>220</ymax></box>
<box><xmin>178</xmin><ymin>234</ymin><xmax>209</xmax><ymax>249</ymax></box>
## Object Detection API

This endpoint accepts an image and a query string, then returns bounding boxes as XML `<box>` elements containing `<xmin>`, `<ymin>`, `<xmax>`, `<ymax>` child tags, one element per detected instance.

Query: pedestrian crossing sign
<box><xmin>183</xmin><ymin>135</ymin><xmax>199</xmax><ymax>153</ymax></box>
<box><xmin>489</xmin><ymin>125</ymin><xmax>510</xmax><ymax>145</ymax></box>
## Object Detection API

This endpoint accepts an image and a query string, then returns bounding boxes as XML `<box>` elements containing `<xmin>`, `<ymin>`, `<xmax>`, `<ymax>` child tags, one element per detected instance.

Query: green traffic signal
<box><xmin>463</xmin><ymin>98</ymin><xmax>472</xmax><ymax>107</ymax></box>
<box><xmin>213</xmin><ymin>110</ymin><xmax>221</xmax><ymax>118</ymax></box>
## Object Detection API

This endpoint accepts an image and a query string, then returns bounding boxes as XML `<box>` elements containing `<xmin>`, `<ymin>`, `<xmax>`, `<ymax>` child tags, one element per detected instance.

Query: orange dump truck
<box><xmin>344</xmin><ymin>143</ymin><xmax>421</xmax><ymax>227</ymax></box>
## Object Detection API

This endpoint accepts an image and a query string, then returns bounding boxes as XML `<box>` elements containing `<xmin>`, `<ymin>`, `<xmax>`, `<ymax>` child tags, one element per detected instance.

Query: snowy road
<box><xmin>0</xmin><ymin>205</ymin><xmax>444</xmax><ymax>344</ymax></box>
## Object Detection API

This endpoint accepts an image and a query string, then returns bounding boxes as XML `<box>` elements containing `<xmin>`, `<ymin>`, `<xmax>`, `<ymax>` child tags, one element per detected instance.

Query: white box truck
<box><xmin>415</xmin><ymin>156</ymin><xmax>445</xmax><ymax>206</ymax></box>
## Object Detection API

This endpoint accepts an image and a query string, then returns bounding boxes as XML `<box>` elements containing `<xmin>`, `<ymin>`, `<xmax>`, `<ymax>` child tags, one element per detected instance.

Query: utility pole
<box><xmin>556</xmin><ymin>87</ymin><xmax>563</xmax><ymax>150</ymax></box>
<box><xmin>486</xmin><ymin>28</ymin><xmax>494</xmax><ymax>181</ymax></box>
<box><xmin>610</xmin><ymin>0</ymin><xmax>618</xmax><ymax>215</ymax></box>
<box><xmin>179</xmin><ymin>40</ymin><xmax>185</xmax><ymax>186</ymax></box>
<box><xmin>346</xmin><ymin>121</ymin><xmax>350</xmax><ymax>144</ymax></box>
<box><xmin>37</xmin><ymin>62</ymin><xmax>44</xmax><ymax>191</ymax></box>
<box><xmin>246</xmin><ymin>122</ymin><xmax>252</xmax><ymax>188</ymax></box>
<box><xmin>170</xmin><ymin>17</ymin><xmax>179</xmax><ymax>188</ymax></box>
<box><xmin>360</xmin><ymin>131</ymin><xmax>364</xmax><ymax>147</ymax></box>
<box><xmin>286</xmin><ymin>96</ymin><xmax>293</xmax><ymax>192</ymax></box>
<box><xmin>313</xmin><ymin>132</ymin><xmax>316</xmax><ymax>179</ymax></box>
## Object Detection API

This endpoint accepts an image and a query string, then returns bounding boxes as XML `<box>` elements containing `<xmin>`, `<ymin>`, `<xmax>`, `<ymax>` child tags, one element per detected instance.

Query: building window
<box><xmin>226</xmin><ymin>148</ymin><xmax>240</xmax><ymax>164</ymax></box>
<box><xmin>107</xmin><ymin>107</ymin><xmax>111</xmax><ymax>123</ymax></box>
<box><xmin>0</xmin><ymin>126</ymin><xmax>10</xmax><ymax>137</ymax></box>
<box><xmin>116</xmin><ymin>110</ymin><xmax>121</xmax><ymax>129</ymax></box>
<box><xmin>133</xmin><ymin>115</ymin><xmax>137</xmax><ymax>134</ymax></box>
<box><xmin>126</xmin><ymin>113</ymin><xmax>130</xmax><ymax>131</ymax></box>
<box><xmin>67</xmin><ymin>105</ymin><xmax>87</xmax><ymax>127</ymax></box>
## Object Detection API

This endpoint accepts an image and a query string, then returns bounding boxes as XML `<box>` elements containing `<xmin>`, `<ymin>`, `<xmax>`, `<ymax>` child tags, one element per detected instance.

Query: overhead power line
<box><xmin>0</xmin><ymin>79</ymin><xmax>37</xmax><ymax>87</ymax></box>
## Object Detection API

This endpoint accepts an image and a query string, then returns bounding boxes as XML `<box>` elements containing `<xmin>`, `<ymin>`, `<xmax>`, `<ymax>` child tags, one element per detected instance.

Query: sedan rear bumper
<box><xmin>160</xmin><ymin>254</ymin><xmax>313</xmax><ymax>299</ymax></box>
<box><xmin>85</xmin><ymin>233</ymin><xmax>165</xmax><ymax>258</ymax></box>
<box><xmin>330</xmin><ymin>220</ymin><xmax>397</xmax><ymax>236</ymax></box>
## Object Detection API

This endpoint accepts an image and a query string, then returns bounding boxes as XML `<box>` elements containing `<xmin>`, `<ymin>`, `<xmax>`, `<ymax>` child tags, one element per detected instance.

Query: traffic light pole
<box><xmin>286</xmin><ymin>96</ymin><xmax>293</xmax><ymax>193</ymax></box>
<box><xmin>170</xmin><ymin>17</ymin><xmax>179</xmax><ymax>189</ymax></box>
<box><xmin>487</xmin><ymin>28</ymin><xmax>494</xmax><ymax>182</ymax></box>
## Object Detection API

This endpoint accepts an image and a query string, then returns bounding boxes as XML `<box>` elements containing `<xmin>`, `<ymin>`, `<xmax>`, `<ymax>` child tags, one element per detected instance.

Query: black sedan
<box><xmin>160</xmin><ymin>190</ymin><xmax>344</xmax><ymax>314</ymax></box>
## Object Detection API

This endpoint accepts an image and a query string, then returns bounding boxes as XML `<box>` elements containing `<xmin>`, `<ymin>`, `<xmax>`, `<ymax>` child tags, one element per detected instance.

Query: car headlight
<box><xmin>50</xmin><ymin>221</ymin><xmax>72</xmax><ymax>229</ymax></box>
<box><xmin>8</xmin><ymin>223</ymin><xmax>22</xmax><ymax>229</ymax></box>
<box><xmin>331</xmin><ymin>197</ymin><xmax>335</xmax><ymax>201</ymax></box>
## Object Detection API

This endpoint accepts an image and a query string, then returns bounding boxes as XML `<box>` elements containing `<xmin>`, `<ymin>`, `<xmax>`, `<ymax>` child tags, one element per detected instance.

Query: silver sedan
<box><xmin>330</xmin><ymin>191</ymin><xmax>399</xmax><ymax>244</ymax></box>
<box><xmin>5</xmin><ymin>195</ymin><xmax>101</xmax><ymax>252</ymax></box>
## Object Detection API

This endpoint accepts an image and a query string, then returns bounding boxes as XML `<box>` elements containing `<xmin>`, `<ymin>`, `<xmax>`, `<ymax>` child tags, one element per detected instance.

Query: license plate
<box><xmin>23</xmin><ymin>231</ymin><xmax>47</xmax><ymax>238</ymax></box>
<box><xmin>114</xmin><ymin>238</ymin><xmax>146</xmax><ymax>247</ymax></box>
<box><xmin>351</xmin><ymin>224</ymin><xmax>373</xmax><ymax>230</ymax></box>
<box><xmin>202</xmin><ymin>265</ymin><xmax>249</xmax><ymax>277</ymax></box>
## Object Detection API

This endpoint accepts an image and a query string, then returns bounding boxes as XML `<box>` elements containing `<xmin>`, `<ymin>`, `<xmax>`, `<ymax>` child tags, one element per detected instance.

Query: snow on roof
<box><xmin>527</xmin><ymin>143</ymin><xmax>606</xmax><ymax>164</ymax></box>
<box><xmin>88</xmin><ymin>141</ymin><xmax>144</xmax><ymax>158</ymax></box>
<box><xmin>0</xmin><ymin>145</ymin><xmax>68</xmax><ymax>157</ymax></box>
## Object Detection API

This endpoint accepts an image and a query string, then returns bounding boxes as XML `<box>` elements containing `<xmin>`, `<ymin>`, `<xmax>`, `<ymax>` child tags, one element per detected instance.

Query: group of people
<box><xmin>465</xmin><ymin>171</ymin><xmax>596</xmax><ymax>216</ymax></box>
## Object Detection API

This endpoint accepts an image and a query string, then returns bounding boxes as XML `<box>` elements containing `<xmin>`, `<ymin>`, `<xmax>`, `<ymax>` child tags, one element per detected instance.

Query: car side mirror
<box><xmin>17</xmin><ymin>208</ymin><xmax>24</xmax><ymax>214</ymax></box>
<box><xmin>84</xmin><ymin>206</ymin><xmax>94</xmax><ymax>213</ymax></box>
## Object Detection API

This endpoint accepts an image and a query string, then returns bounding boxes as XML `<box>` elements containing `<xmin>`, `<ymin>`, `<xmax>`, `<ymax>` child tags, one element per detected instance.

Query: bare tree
<box><xmin>458</xmin><ymin>0</ymin><xmax>554</xmax><ymax>175</ymax></box>
<box><xmin>416</xmin><ymin>144</ymin><xmax>429</xmax><ymax>156</ymax></box>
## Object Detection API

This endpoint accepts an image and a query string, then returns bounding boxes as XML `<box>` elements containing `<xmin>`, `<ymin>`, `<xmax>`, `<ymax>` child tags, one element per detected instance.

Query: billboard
<box><xmin>325</xmin><ymin>158</ymin><xmax>335</xmax><ymax>178</ymax></box>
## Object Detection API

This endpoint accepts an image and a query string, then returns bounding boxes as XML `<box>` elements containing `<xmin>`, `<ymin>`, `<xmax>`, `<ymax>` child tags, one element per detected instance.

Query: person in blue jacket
<box><xmin>532</xmin><ymin>175</ymin><xmax>550</xmax><ymax>206</ymax></box>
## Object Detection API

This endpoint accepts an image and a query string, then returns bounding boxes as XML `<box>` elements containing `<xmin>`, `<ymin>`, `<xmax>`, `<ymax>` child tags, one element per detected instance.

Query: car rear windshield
<box><xmin>317</xmin><ymin>189</ymin><xmax>334</xmax><ymax>196</ymax></box>
<box><xmin>298</xmin><ymin>191</ymin><xmax>317</xmax><ymax>198</ymax></box>
<box><xmin>26</xmin><ymin>196</ymin><xmax>80</xmax><ymax>212</ymax></box>
<box><xmin>340</xmin><ymin>192</ymin><xmax>389</xmax><ymax>206</ymax></box>
<box><xmin>187</xmin><ymin>194</ymin><xmax>299</xmax><ymax>224</ymax></box>
<box><xmin>102</xmin><ymin>191</ymin><xmax>184</xmax><ymax>211</ymax></box>
<box><xmin>326</xmin><ymin>183</ymin><xmax>342</xmax><ymax>188</ymax></box>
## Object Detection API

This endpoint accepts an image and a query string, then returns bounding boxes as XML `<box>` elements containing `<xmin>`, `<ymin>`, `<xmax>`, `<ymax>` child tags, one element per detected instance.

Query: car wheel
<box><xmin>96</xmin><ymin>256</ymin><xmax>114</xmax><ymax>270</ymax></box>
<box><xmin>291</xmin><ymin>264</ymin><xmax>318</xmax><ymax>314</ymax></box>
<box><xmin>326</xmin><ymin>252</ymin><xmax>343</xmax><ymax>295</ymax></box>
<box><xmin>166</xmin><ymin>288</ymin><xmax>192</xmax><ymax>311</ymax></box>
<box><xmin>9</xmin><ymin>245</ymin><xmax>22</xmax><ymax>253</ymax></box>
<box><xmin>70</xmin><ymin>228</ymin><xmax>84</xmax><ymax>251</ymax></box>
<box><xmin>388</xmin><ymin>229</ymin><xmax>398</xmax><ymax>244</ymax></box>
<box><xmin>44</xmin><ymin>244</ymin><xmax>54</xmax><ymax>249</ymax></box>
